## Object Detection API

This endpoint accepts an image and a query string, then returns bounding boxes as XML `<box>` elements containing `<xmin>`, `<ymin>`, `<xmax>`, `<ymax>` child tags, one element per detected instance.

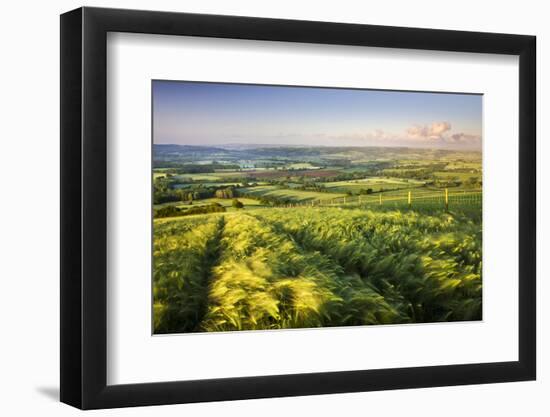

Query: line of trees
<box><xmin>153</xmin><ymin>162</ymin><xmax>241</xmax><ymax>172</ymax></box>
<box><xmin>154</xmin><ymin>203</ymin><xmax>227</xmax><ymax>219</ymax></box>
<box><xmin>154</xmin><ymin>178</ymin><xmax>239</xmax><ymax>204</ymax></box>
<box><xmin>214</xmin><ymin>188</ymin><xmax>235</xmax><ymax>199</ymax></box>
<box><xmin>154</xmin><ymin>189</ymin><xmax>216</xmax><ymax>205</ymax></box>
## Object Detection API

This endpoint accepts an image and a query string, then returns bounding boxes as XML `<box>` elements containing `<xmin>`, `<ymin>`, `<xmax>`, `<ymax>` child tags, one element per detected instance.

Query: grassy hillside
<box><xmin>241</xmin><ymin>185</ymin><xmax>347</xmax><ymax>203</ymax></box>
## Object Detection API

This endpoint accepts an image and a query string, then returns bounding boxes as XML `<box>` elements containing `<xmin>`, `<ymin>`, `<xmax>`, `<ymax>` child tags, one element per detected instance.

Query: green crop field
<box><xmin>284</xmin><ymin>162</ymin><xmax>320</xmax><ymax>170</ymax></box>
<box><xmin>174</xmin><ymin>173</ymin><xmax>226</xmax><ymax>181</ymax></box>
<box><xmin>241</xmin><ymin>185</ymin><xmax>347</xmax><ymax>202</ymax></box>
<box><xmin>153</xmin><ymin>206</ymin><xmax>482</xmax><ymax>333</ymax></box>
<box><xmin>433</xmin><ymin>171</ymin><xmax>481</xmax><ymax>182</ymax></box>
<box><xmin>262</xmin><ymin>187</ymin><xmax>481</xmax><ymax>212</ymax></box>
<box><xmin>443</xmin><ymin>161</ymin><xmax>482</xmax><ymax>170</ymax></box>
<box><xmin>154</xmin><ymin>197</ymin><xmax>264</xmax><ymax>211</ymax></box>
<box><xmin>361</xmin><ymin>187</ymin><xmax>482</xmax><ymax>199</ymax></box>
<box><xmin>322</xmin><ymin>177</ymin><xmax>425</xmax><ymax>193</ymax></box>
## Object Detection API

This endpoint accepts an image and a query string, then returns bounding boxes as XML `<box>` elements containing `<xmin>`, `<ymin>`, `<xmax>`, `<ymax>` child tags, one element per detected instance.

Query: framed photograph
<box><xmin>60</xmin><ymin>6</ymin><xmax>536</xmax><ymax>409</ymax></box>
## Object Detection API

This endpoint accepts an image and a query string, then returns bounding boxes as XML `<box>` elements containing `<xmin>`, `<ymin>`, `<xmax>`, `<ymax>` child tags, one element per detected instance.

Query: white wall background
<box><xmin>0</xmin><ymin>0</ymin><xmax>546</xmax><ymax>415</ymax></box>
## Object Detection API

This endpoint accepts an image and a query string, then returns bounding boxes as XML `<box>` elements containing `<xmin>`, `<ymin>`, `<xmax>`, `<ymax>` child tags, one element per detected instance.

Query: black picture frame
<box><xmin>60</xmin><ymin>6</ymin><xmax>536</xmax><ymax>410</ymax></box>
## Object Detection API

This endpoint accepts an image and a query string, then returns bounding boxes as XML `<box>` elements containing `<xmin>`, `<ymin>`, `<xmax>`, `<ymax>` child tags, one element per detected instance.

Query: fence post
<box><xmin>445</xmin><ymin>188</ymin><xmax>449</xmax><ymax>212</ymax></box>
<box><xmin>379</xmin><ymin>194</ymin><xmax>382</xmax><ymax>205</ymax></box>
<box><xmin>408</xmin><ymin>191</ymin><xmax>412</xmax><ymax>208</ymax></box>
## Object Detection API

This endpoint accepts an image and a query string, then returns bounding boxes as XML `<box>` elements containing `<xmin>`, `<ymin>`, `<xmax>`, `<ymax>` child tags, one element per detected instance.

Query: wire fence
<box><xmin>276</xmin><ymin>188</ymin><xmax>482</xmax><ymax>211</ymax></box>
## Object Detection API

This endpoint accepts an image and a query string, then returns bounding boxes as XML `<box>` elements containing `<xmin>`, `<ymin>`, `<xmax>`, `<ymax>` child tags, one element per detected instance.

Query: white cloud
<box><xmin>213</xmin><ymin>121</ymin><xmax>480</xmax><ymax>149</ymax></box>
<box><xmin>399</xmin><ymin>122</ymin><xmax>481</xmax><ymax>148</ymax></box>
<box><xmin>406</xmin><ymin>121</ymin><xmax>452</xmax><ymax>141</ymax></box>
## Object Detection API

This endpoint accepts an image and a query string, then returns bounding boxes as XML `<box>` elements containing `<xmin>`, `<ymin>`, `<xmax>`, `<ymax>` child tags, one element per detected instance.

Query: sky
<box><xmin>153</xmin><ymin>80</ymin><xmax>482</xmax><ymax>150</ymax></box>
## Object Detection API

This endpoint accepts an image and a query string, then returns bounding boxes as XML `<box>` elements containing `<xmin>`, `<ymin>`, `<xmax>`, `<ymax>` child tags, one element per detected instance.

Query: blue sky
<box><xmin>153</xmin><ymin>80</ymin><xmax>482</xmax><ymax>150</ymax></box>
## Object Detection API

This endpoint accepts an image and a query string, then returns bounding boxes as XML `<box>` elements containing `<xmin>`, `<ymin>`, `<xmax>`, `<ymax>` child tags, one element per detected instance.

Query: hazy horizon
<box><xmin>153</xmin><ymin>81</ymin><xmax>482</xmax><ymax>151</ymax></box>
<box><xmin>154</xmin><ymin>142</ymin><xmax>482</xmax><ymax>151</ymax></box>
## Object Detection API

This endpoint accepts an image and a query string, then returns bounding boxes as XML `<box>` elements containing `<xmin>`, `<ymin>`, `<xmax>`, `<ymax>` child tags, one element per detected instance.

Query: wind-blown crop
<box><xmin>153</xmin><ymin>215</ymin><xmax>224</xmax><ymax>333</ymax></box>
<box><xmin>153</xmin><ymin>206</ymin><xmax>482</xmax><ymax>333</ymax></box>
